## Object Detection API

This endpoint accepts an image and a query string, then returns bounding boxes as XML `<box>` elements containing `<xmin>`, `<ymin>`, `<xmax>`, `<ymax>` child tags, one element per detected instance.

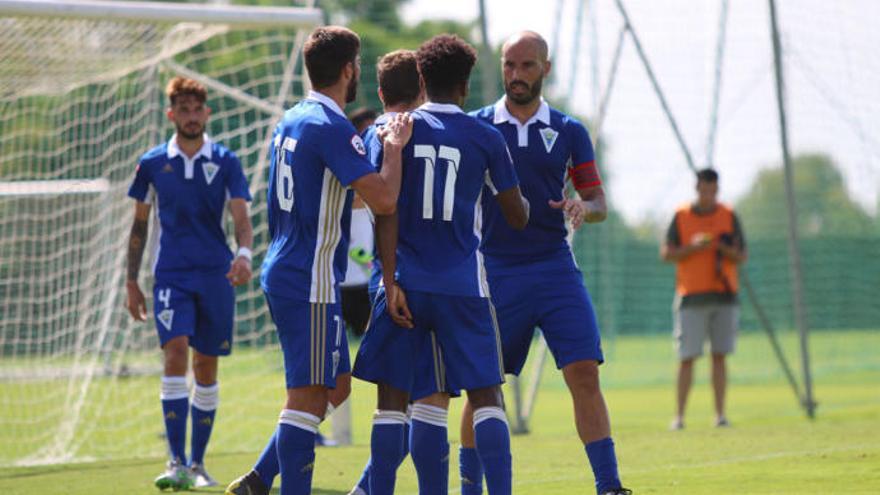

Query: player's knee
<box><xmin>377</xmin><ymin>383</ymin><xmax>410</xmax><ymax>412</ymax></box>
<box><xmin>563</xmin><ymin>360</ymin><xmax>601</xmax><ymax>397</ymax></box>
<box><xmin>191</xmin><ymin>352</ymin><xmax>218</xmax><ymax>385</ymax></box>
<box><xmin>467</xmin><ymin>385</ymin><xmax>504</xmax><ymax>410</ymax></box>
<box><xmin>415</xmin><ymin>392</ymin><xmax>449</xmax><ymax>409</ymax></box>
<box><xmin>162</xmin><ymin>337</ymin><xmax>189</xmax><ymax>374</ymax></box>
<box><xmin>286</xmin><ymin>385</ymin><xmax>329</xmax><ymax>416</ymax></box>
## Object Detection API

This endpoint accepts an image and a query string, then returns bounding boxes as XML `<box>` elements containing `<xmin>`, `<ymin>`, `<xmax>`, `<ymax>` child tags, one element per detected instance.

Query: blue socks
<box><xmin>253</xmin><ymin>429</ymin><xmax>279</xmax><ymax>489</ymax></box>
<box><xmin>459</xmin><ymin>446</ymin><xmax>484</xmax><ymax>495</ymax></box>
<box><xmin>355</xmin><ymin>406</ymin><xmax>411</xmax><ymax>495</ymax></box>
<box><xmin>585</xmin><ymin>437</ymin><xmax>622</xmax><ymax>494</ymax></box>
<box><xmin>160</xmin><ymin>376</ymin><xmax>189</xmax><ymax>463</ymax></box>
<box><xmin>369</xmin><ymin>410</ymin><xmax>408</xmax><ymax>495</ymax></box>
<box><xmin>409</xmin><ymin>404</ymin><xmax>449</xmax><ymax>495</ymax></box>
<box><xmin>189</xmin><ymin>382</ymin><xmax>218</xmax><ymax>466</ymax></box>
<box><xmin>473</xmin><ymin>407</ymin><xmax>512</xmax><ymax>495</ymax></box>
<box><xmin>277</xmin><ymin>409</ymin><xmax>320</xmax><ymax>495</ymax></box>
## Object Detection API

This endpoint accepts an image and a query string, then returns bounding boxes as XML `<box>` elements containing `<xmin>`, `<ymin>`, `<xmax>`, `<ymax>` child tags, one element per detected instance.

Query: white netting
<box><xmin>0</xmin><ymin>2</ymin><xmax>317</xmax><ymax>466</ymax></box>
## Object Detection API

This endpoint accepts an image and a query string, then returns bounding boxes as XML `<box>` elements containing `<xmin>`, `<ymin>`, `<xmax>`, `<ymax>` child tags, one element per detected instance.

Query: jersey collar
<box><xmin>493</xmin><ymin>96</ymin><xmax>550</xmax><ymax>127</ymax></box>
<box><xmin>418</xmin><ymin>101</ymin><xmax>464</xmax><ymax>114</ymax></box>
<box><xmin>306</xmin><ymin>90</ymin><xmax>346</xmax><ymax>118</ymax></box>
<box><xmin>167</xmin><ymin>133</ymin><xmax>213</xmax><ymax>160</ymax></box>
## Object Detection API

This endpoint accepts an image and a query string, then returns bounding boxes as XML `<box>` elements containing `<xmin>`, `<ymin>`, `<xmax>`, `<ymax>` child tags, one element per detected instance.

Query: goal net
<box><xmin>0</xmin><ymin>0</ymin><xmax>320</xmax><ymax>466</ymax></box>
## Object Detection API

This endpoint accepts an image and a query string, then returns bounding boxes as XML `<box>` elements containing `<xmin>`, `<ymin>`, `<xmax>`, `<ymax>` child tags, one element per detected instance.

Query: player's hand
<box><xmin>226</xmin><ymin>256</ymin><xmax>252</xmax><ymax>287</ymax></box>
<box><xmin>125</xmin><ymin>280</ymin><xmax>148</xmax><ymax>321</ymax></box>
<box><xmin>382</xmin><ymin>112</ymin><xmax>414</xmax><ymax>149</ymax></box>
<box><xmin>689</xmin><ymin>233</ymin><xmax>712</xmax><ymax>251</ymax></box>
<box><xmin>385</xmin><ymin>282</ymin><xmax>414</xmax><ymax>329</ymax></box>
<box><xmin>549</xmin><ymin>198</ymin><xmax>588</xmax><ymax>230</ymax></box>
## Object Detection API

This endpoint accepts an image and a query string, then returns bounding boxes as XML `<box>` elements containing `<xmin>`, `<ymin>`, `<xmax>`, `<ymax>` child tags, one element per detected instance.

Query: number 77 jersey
<box><xmin>391</xmin><ymin>102</ymin><xmax>519</xmax><ymax>298</ymax></box>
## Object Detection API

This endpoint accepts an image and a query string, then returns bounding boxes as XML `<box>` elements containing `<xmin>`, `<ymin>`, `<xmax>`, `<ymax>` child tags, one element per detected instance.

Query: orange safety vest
<box><xmin>673</xmin><ymin>203</ymin><xmax>739</xmax><ymax>296</ymax></box>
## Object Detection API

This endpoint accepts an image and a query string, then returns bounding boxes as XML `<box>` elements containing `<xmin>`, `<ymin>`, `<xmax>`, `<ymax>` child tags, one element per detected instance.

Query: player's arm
<box><xmin>495</xmin><ymin>186</ymin><xmax>530</xmax><ymax>230</ymax></box>
<box><xmin>351</xmin><ymin>113</ymin><xmax>413</xmax><ymax>215</ymax></box>
<box><xmin>125</xmin><ymin>201</ymin><xmax>151</xmax><ymax>321</ymax></box>
<box><xmin>718</xmin><ymin>213</ymin><xmax>748</xmax><ymax>264</ymax></box>
<box><xmin>375</xmin><ymin>211</ymin><xmax>413</xmax><ymax>328</ymax></box>
<box><xmin>549</xmin><ymin>184</ymin><xmax>608</xmax><ymax>230</ymax></box>
<box><xmin>226</xmin><ymin>198</ymin><xmax>253</xmax><ymax>286</ymax></box>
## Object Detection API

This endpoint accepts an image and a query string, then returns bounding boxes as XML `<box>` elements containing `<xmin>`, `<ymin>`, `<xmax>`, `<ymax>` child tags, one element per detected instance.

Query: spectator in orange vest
<box><xmin>661</xmin><ymin>168</ymin><xmax>747</xmax><ymax>430</ymax></box>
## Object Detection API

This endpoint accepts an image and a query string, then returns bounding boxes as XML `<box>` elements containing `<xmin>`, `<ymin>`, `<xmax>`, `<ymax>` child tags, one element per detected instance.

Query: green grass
<box><xmin>1</xmin><ymin>330</ymin><xmax>878</xmax><ymax>494</ymax></box>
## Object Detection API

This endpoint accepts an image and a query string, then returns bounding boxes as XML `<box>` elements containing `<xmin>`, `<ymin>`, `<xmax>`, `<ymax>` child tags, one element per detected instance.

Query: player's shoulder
<box><xmin>209</xmin><ymin>141</ymin><xmax>239</xmax><ymax>164</ymax></box>
<box><xmin>468</xmin><ymin>104</ymin><xmax>496</xmax><ymax>123</ymax></box>
<box><xmin>138</xmin><ymin>143</ymin><xmax>169</xmax><ymax>167</ymax></box>
<box><xmin>548</xmin><ymin>105</ymin><xmax>588</xmax><ymax>134</ymax></box>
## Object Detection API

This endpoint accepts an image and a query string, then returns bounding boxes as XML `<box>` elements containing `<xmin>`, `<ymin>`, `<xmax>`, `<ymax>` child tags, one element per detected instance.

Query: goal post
<box><xmin>0</xmin><ymin>0</ymin><xmax>324</xmax><ymax>466</ymax></box>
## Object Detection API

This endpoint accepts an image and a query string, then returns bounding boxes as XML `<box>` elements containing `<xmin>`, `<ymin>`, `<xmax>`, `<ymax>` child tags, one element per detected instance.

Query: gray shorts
<box><xmin>673</xmin><ymin>300</ymin><xmax>739</xmax><ymax>360</ymax></box>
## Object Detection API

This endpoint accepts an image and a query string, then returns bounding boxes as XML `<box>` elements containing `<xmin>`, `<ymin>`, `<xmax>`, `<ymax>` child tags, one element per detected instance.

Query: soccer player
<box><xmin>352</xmin><ymin>35</ymin><xmax>530</xmax><ymax>495</ymax></box>
<box><xmin>661</xmin><ymin>168</ymin><xmax>747</xmax><ymax>430</ymax></box>
<box><xmin>125</xmin><ymin>76</ymin><xmax>254</xmax><ymax>491</ymax></box>
<box><xmin>463</xmin><ymin>31</ymin><xmax>630</xmax><ymax>495</ymax></box>
<box><xmin>225</xmin><ymin>26</ymin><xmax>413</xmax><ymax>495</ymax></box>
<box><xmin>348</xmin><ymin>48</ymin><xmax>440</xmax><ymax>495</ymax></box>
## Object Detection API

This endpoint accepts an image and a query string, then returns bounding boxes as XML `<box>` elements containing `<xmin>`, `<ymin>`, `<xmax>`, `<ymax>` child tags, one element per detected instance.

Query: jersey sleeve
<box><xmin>127</xmin><ymin>159</ymin><xmax>152</xmax><ymax>203</ymax></box>
<box><xmin>320</xmin><ymin>122</ymin><xmax>377</xmax><ymax>186</ymax></box>
<box><xmin>485</xmin><ymin>129</ymin><xmax>520</xmax><ymax>194</ymax></box>
<box><xmin>224</xmin><ymin>152</ymin><xmax>252</xmax><ymax>201</ymax></box>
<box><xmin>566</xmin><ymin>120</ymin><xmax>602</xmax><ymax>190</ymax></box>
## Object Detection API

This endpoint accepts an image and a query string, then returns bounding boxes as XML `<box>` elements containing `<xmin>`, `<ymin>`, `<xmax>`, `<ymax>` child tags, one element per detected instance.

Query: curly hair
<box><xmin>416</xmin><ymin>34</ymin><xmax>477</xmax><ymax>99</ymax></box>
<box><xmin>165</xmin><ymin>76</ymin><xmax>207</xmax><ymax>106</ymax></box>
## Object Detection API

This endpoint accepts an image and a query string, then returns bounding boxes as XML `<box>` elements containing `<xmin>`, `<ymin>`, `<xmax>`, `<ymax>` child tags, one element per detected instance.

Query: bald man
<box><xmin>459</xmin><ymin>31</ymin><xmax>630</xmax><ymax>495</ymax></box>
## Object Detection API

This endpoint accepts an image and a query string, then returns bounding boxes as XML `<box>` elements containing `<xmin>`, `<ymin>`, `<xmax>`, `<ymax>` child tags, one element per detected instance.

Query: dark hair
<box><xmin>303</xmin><ymin>26</ymin><xmax>360</xmax><ymax>89</ymax></box>
<box><xmin>348</xmin><ymin>107</ymin><xmax>378</xmax><ymax>132</ymax></box>
<box><xmin>416</xmin><ymin>34</ymin><xmax>477</xmax><ymax>99</ymax></box>
<box><xmin>377</xmin><ymin>49</ymin><xmax>421</xmax><ymax>107</ymax></box>
<box><xmin>696</xmin><ymin>168</ymin><xmax>719</xmax><ymax>183</ymax></box>
<box><xmin>165</xmin><ymin>76</ymin><xmax>207</xmax><ymax>105</ymax></box>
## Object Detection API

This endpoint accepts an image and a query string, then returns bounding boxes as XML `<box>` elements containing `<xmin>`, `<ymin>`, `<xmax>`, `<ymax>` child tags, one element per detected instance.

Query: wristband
<box><xmin>236</xmin><ymin>246</ymin><xmax>253</xmax><ymax>262</ymax></box>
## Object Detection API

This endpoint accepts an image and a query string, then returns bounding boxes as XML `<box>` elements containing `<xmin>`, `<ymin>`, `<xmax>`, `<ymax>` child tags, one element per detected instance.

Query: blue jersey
<box><xmin>471</xmin><ymin>97</ymin><xmax>599</xmax><ymax>274</ymax></box>
<box><xmin>127</xmin><ymin>135</ymin><xmax>251</xmax><ymax>277</ymax></box>
<box><xmin>375</xmin><ymin>102</ymin><xmax>519</xmax><ymax>298</ymax></box>
<box><xmin>261</xmin><ymin>91</ymin><xmax>375</xmax><ymax>303</ymax></box>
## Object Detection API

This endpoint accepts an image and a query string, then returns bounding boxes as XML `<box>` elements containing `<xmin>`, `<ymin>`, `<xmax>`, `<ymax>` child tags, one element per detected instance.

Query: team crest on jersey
<box><xmin>158</xmin><ymin>309</ymin><xmax>174</xmax><ymax>331</ymax></box>
<box><xmin>161</xmin><ymin>163</ymin><xmax>174</xmax><ymax>173</ymax></box>
<box><xmin>351</xmin><ymin>134</ymin><xmax>367</xmax><ymax>156</ymax></box>
<box><xmin>202</xmin><ymin>162</ymin><xmax>219</xmax><ymax>184</ymax></box>
<box><xmin>539</xmin><ymin>127</ymin><xmax>559</xmax><ymax>153</ymax></box>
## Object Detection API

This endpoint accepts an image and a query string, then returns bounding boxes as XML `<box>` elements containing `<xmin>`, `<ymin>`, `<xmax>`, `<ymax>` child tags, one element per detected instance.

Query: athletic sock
<box><xmin>276</xmin><ymin>409</ymin><xmax>320</xmax><ymax>495</ymax></box>
<box><xmin>189</xmin><ymin>382</ymin><xmax>218</xmax><ymax>465</ymax></box>
<box><xmin>409</xmin><ymin>404</ymin><xmax>449</xmax><ymax>495</ymax></box>
<box><xmin>368</xmin><ymin>410</ymin><xmax>408</xmax><ymax>495</ymax></box>
<box><xmin>160</xmin><ymin>376</ymin><xmax>189</xmax><ymax>463</ymax></box>
<box><xmin>253</xmin><ymin>429</ymin><xmax>279</xmax><ymax>489</ymax></box>
<box><xmin>473</xmin><ymin>406</ymin><xmax>511</xmax><ymax>495</ymax></box>
<box><xmin>459</xmin><ymin>446</ymin><xmax>484</xmax><ymax>495</ymax></box>
<box><xmin>585</xmin><ymin>437</ymin><xmax>622</xmax><ymax>494</ymax></box>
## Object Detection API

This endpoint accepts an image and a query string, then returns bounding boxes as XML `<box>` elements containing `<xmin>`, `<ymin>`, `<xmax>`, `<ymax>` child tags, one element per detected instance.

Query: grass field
<box><xmin>1</xmin><ymin>330</ymin><xmax>878</xmax><ymax>494</ymax></box>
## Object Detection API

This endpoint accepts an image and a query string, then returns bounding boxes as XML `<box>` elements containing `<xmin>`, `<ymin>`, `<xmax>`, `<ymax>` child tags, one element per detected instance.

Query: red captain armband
<box><xmin>568</xmin><ymin>160</ymin><xmax>602</xmax><ymax>190</ymax></box>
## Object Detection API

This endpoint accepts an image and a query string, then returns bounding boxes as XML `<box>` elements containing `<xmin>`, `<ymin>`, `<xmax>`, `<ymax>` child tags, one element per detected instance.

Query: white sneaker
<box><xmin>189</xmin><ymin>462</ymin><xmax>218</xmax><ymax>488</ymax></box>
<box><xmin>669</xmin><ymin>417</ymin><xmax>685</xmax><ymax>431</ymax></box>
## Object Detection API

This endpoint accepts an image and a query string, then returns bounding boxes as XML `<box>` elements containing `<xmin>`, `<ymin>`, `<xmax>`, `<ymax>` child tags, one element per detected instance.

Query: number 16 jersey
<box><xmin>386</xmin><ymin>102</ymin><xmax>519</xmax><ymax>298</ymax></box>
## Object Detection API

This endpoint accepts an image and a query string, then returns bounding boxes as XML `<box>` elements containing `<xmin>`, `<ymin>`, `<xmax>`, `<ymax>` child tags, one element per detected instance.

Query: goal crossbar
<box><xmin>0</xmin><ymin>0</ymin><xmax>322</xmax><ymax>28</ymax></box>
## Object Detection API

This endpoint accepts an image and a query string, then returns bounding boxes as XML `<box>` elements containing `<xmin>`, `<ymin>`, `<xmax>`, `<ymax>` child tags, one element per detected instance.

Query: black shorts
<box><xmin>341</xmin><ymin>284</ymin><xmax>372</xmax><ymax>336</ymax></box>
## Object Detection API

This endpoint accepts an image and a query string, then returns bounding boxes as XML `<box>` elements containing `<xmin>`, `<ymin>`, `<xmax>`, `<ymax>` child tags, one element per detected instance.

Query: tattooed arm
<box><xmin>125</xmin><ymin>202</ymin><xmax>151</xmax><ymax>321</ymax></box>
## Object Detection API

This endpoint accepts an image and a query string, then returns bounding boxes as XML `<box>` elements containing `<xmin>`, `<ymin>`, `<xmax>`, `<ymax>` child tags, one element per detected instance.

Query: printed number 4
<box><xmin>276</xmin><ymin>137</ymin><xmax>297</xmax><ymax>212</ymax></box>
<box><xmin>414</xmin><ymin>144</ymin><xmax>460</xmax><ymax>221</ymax></box>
